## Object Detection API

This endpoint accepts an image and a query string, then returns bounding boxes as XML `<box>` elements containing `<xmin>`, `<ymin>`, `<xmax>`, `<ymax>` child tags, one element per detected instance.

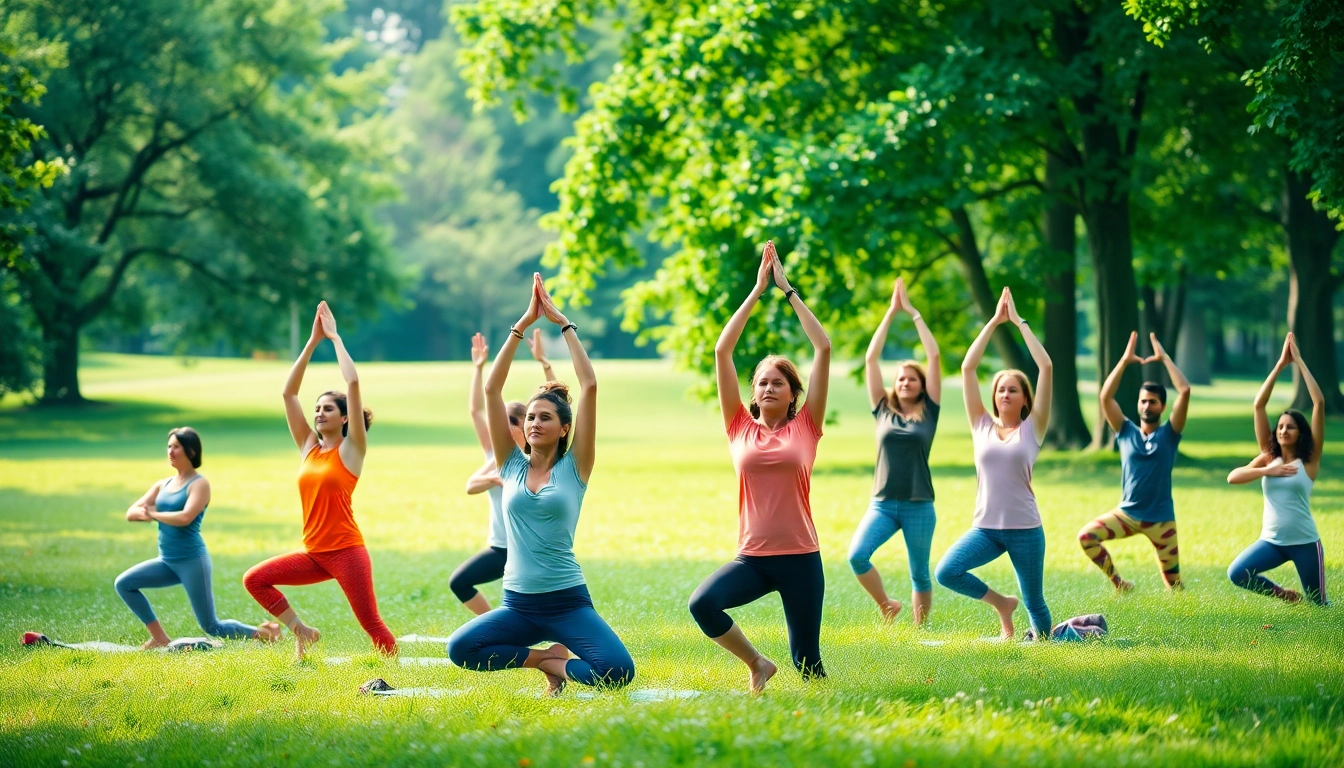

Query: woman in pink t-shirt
<box><xmin>688</xmin><ymin>240</ymin><xmax>831</xmax><ymax>694</ymax></box>
<box><xmin>934</xmin><ymin>288</ymin><xmax>1055</xmax><ymax>639</ymax></box>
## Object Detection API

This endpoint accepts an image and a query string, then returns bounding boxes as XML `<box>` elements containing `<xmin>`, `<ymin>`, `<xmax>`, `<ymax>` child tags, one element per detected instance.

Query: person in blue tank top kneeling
<box><xmin>1227</xmin><ymin>334</ymin><xmax>1330</xmax><ymax>606</ymax></box>
<box><xmin>116</xmin><ymin>428</ymin><xmax>281</xmax><ymax>648</ymax></box>
<box><xmin>447</xmin><ymin>274</ymin><xmax>634</xmax><ymax>696</ymax></box>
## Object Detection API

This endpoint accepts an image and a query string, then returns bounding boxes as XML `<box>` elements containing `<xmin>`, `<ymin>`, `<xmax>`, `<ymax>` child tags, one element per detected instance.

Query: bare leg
<box><xmin>981</xmin><ymin>589</ymin><xmax>1019</xmax><ymax>638</ymax></box>
<box><xmin>523</xmin><ymin>643</ymin><xmax>572</xmax><ymax>696</ymax></box>
<box><xmin>276</xmin><ymin>608</ymin><xmax>320</xmax><ymax>659</ymax></box>
<box><xmin>855</xmin><ymin>567</ymin><xmax>902</xmax><ymax>622</ymax></box>
<box><xmin>709</xmin><ymin>623</ymin><xmax>778</xmax><ymax>694</ymax></box>
<box><xmin>142</xmin><ymin>620</ymin><xmax>172</xmax><ymax>650</ymax></box>
<box><xmin>252</xmin><ymin>622</ymin><xmax>282</xmax><ymax>642</ymax></box>
<box><xmin>911</xmin><ymin>590</ymin><xmax>932</xmax><ymax>626</ymax></box>
<box><xmin>462</xmin><ymin>592</ymin><xmax>492</xmax><ymax>616</ymax></box>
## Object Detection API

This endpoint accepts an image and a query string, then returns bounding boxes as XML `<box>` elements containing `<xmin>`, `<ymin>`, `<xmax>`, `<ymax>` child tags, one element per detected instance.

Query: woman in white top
<box><xmin>1227</xmin><ymin>334</ymin><xmax>1328</xmax><ymax>605</ymax></box>
<box><xmin>934</xmin><ymin>287</ymin><xmax>1054</xmax><ymax>639</ymax></box>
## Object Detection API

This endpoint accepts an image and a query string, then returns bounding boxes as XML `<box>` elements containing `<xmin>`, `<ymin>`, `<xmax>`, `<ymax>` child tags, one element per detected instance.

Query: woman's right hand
<box><xmin>991</xmin><ymin>287</ymin><xmax>1012</xmax><ymax>325</ymax></box>
<box><xmin>309</xmin><ymin>304</ymin><xmax>326</xmax><ymax>343</ymax></box>
<box><xmin>471</xmin><ymin>332</ymin><xmax>488</xmax><ymax>368</ymax></box>
<box><xmin>1276</xmin><ymin>334</ymin><xmax>1294</xmax><ymax>370</ymax></box>
<box><xmin>126</xmin><ymin>506</ymin><xmax>151</xmax><ymax>522</ymax></box>
<box><xmin>753</xmin><ymin>242</ymin><xmax>774</xmax><ymax>296</ymax></box>
<box><xmin>516</xmin><ymin>274</ymin><xmax>543</xmax><ymax>330</ymax></box>
<box><xmin>1265</xmin><ymin>462</ymin><xmax>1299</xmax><ymax>477</ymax></box>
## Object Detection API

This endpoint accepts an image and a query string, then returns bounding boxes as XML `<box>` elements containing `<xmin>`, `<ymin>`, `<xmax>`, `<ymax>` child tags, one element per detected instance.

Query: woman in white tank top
<box><xmin>1226</xmin><ymin>334</ymin><xmax>1328</xmax><ymax>605</ymax></box>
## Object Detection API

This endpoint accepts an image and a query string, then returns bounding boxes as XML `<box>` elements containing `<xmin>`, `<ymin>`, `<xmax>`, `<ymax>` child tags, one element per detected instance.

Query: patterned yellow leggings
<box><xmin>1078</xmin><ymin>509</ymin><xmax>1181</xmax><ymax>588</ymax></box>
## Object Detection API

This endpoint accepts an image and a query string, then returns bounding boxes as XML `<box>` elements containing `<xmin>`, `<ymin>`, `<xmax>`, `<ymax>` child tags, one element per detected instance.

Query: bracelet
<box><xmin>784</xmin><ymin>288</ymin><xmax>800</xmax><ymax>302</ymax></box>
<box><xmin>1017</xmin><ymin>319</ymin><xmax>1029</xmax><ymax>326</ymax></box>
<box><xmin>910</xmin><ymin>311</ymin><xmax>922</xmax><ymax>321</ymax></box>
<box><xmin>560</xmin><ymin>323</ymin><xmax>578</xmax><ymax>335</ymax></box>
<box><xmin>509</xmin><ymin>326</ymin><xmax>524</xmax><ymax>339</ymax></box>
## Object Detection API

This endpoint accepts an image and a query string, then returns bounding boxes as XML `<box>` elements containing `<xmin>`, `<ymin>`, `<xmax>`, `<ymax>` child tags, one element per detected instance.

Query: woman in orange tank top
<box><xmin>243</xmin><ymin>302</ymin><xmax>397</xmax><ymax>658</ymax></box>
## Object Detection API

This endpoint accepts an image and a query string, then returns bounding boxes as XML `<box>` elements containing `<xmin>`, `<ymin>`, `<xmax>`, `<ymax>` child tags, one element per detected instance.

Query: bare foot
<box><xmin>1114</xmin><ymin>579</ymin><xmax>1134</xmax><ymax>593</ymax></box>
<box><xmin>995</xmin><ymin>596</ymin><xmax>1019</xmax><ymax>639</ymax></box>
<box><xmin>748</xmin><ymin>655</ymin><xmax>778</xmax><ymax>695</ymax></box>
<box><xmin>542</xmin><ymin>643</ymin><xmax>570</xmax><ymax>696</ymax></box>
<box><xmin>141</xmin><ymin>638</ymin><xmax>171</xmax><ymax>650</ymax></box>
<box><xmin>254</xmin><ymin>622</ymin><xmax>282</xmax><ymax>643</ymax></box>
<box><xmin>293</xmin><ymin>625</ymin><xmax>320</xmax><ymax>659</ymax></box>
<box><xmin>880</xmin><ymin>599</ymin><xmax>903</xmax><ymax>624</ymax></box>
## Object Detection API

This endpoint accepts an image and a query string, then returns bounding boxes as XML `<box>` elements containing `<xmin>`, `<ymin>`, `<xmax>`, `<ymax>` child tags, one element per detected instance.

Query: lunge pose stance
<box><xmin>1079</xmin><ymin>332</ymin><xmax>1191</xmax><ymax>591</ymax></box>
<box><xmin>243</xmin><ymin>302</ymin><xmax>397</xmax><ymax>658</ymax></box>
<box><xmin>849</xmin><ymin>277</ymin><xmax>941</xmax><ymax>625</ymax></box>
<box><xmin>116</xmin><ymin>428</ymin><xmax>280</xmax><ymax>648</ymax></box>
<box><xmin>935</xmin><ymin>288</ymin><xmax>1054</xmax><ymax>638</ymax></box>
<box><xmin>450</xmin><ymin>330</ymin><xmax>556</xmax><ymax>616</ymax></box>
<box><xmin>1227</xmin><ymin>334</ymin><xmax>1329</xmax><ymax>605</ymax></box>
<box><xmin>448</xmin><ymin>274</ymin><xmax>634</xmax><ymax>694</ymax></box>
<box><xmin>688</xmin><ymin>241</ymin><xmax>832</xmax><ymax>693</ymax></box>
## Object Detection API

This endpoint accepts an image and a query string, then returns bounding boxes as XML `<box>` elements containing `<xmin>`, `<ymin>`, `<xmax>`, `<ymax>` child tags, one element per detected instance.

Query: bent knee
<box><xmin>933</xmin><ymin>560</ymin><xmax>958</xmax><ymax>589</ymax></box>
<box><xmin>446</xmin><ymin>635</ymin><xmax>472</xmax><ymax>667</ymax></box>
<box><xmin>242</xmin><ymin>567</ymin><xmax>264</xmax><ymax>593</ymax></box>
<box><xmin>847</xmin><ymin>550</ymin><xmax>874</xmax><ymax>575</ymax></box>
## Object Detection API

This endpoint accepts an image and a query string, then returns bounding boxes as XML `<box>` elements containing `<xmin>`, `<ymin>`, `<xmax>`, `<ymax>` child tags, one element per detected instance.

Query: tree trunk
<box><xmin>1284</xmin><ymin>169</ymin><xmax>1344</xmax><ymax>412</ymax></box>
<box><xmin>40</xmin><ymin>311</ymin><xmax>83</xmax><ymax>404</ymax></box>
<box><xmin>1176</xmin><ymin>300</ymin><xmax>1212</xmax><ymax>385</ymax></box>
<box><xmin>948</xmin><ymin>206</ymin><xmax>1037</xmax><ymax>377</ymax></box>
<box><xmin>1139</xmin><ymin>275</ymin><xmax>1187</xmax><ymax>385</ymax></box>
<box><xmin>1042</xmin><ymin>153</ymin><xmax>1090</xmax><ymax>448</ymax></box>
<box><xmin>1084</xmin><ymin>198</ymin><xmax>1142</xmax><ymax>448</ymax></box>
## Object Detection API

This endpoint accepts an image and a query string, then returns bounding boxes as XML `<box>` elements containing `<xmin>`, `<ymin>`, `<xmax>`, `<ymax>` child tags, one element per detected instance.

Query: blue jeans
<box><xmin>114</xmin><ymin>554</ymin><xmax>257</xmax><ymax>639</ymax></box>
<box><xmin>447</xmin><ymin>584</ymin><xmax>634</xmax><ymax>688</ymax></box>
<box><xmin>848</xmin><ymin>498</ymin><xmax>936</xmax><ymax>592</ymax></box>
<box><xmin>935</xmin><ymin>527</ymin><xmax>1051</xmax><ymax>634</ymax></box>
<box><xmin>1228</xmin><ymin>539</ymin><xmax>1328</xmax><ymax>605</ymax></box>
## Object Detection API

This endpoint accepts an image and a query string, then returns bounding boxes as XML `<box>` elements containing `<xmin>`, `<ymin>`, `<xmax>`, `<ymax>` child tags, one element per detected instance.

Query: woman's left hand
<box><xmin>768</xmin><ymin>241</ymin><xmax>793</xmax><ymax>293</ymax></box>
<box><xmin>317</xmin><ymin>301</ymin><xmax>339</xmax><ymax>339</ymax></box>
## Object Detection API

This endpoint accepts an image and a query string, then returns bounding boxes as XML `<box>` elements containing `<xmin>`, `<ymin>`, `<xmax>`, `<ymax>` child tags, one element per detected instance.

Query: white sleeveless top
<box><xmin>1261</xmin><ymin>458</ymin><xmax>1320</xmax><ymax>546</ymax></box>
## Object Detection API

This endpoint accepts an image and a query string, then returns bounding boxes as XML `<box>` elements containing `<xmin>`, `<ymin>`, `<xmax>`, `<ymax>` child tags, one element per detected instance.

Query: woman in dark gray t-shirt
<box><xmin>847</xmin><ymin>277</ymin><xmax>941</xmax><ymax>625</ymax></box>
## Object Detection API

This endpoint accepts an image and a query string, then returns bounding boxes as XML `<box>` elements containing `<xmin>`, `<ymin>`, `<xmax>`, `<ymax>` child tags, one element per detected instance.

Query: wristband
<box><xmin>560</xmin><ymin>323</ymin><xmax>578</xmax><ymax>335</ymax></box>
<box><xmin>910</xmin><ymin>311</ymin><xmax>922</xmax><ymax>321</ymax></box>
<box><xmin>509</xmin><ymin>326</ymin><xmax>525</xmax><ymax>339</ymax></box>
<box><xmin>784</xmin><ymin>288</ymin><xmax>800</xmax><ymax>302</ymax></box>
<box><xmin>1017</xmin><ymin>319</ymin><xmax>1029</xmax><ymax>326</ymax></box>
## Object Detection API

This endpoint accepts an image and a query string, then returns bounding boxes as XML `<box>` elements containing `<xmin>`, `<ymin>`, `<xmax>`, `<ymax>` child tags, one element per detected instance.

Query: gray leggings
<box><xmin>114</xmin><ymin>554</ymin><xmax>257</xmax><ymax>639</ymax></box>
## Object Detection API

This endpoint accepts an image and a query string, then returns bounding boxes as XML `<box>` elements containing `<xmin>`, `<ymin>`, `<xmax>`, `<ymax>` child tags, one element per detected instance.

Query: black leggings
<box><xmin>449</xmin><ymin>547</ymin><xmax>507</xmax><ymax>603</ymax></box>
<box><xmin>688</xmin><ymin>551</ymin><xmax>826</xmax><ymax>678</ymax></box>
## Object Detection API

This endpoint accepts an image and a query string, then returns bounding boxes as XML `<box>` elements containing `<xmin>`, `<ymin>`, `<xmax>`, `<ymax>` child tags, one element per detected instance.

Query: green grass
<box><xmin>1</xmin><ymin>353</ymin><xmax>1341</xmax><ymax>767</ymax></box>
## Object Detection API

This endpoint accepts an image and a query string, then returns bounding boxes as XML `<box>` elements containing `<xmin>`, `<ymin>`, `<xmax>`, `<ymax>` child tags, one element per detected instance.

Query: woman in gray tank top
<box><xmin>848</xmin><ymin>277</ymin><xmax>942</xmax><ymax>625</ymax></box>
<box><xmin>1226</xmin><ymin>334</ymin><xmax>1329</xmax><ymax>605</ymax></box>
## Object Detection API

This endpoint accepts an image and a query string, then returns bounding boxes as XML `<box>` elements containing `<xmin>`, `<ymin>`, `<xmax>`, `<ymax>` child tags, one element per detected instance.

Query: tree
<box><xmin>1</xmin><ymin>0</ymin><xmax>396</xmax><ymax>403</ymax></box>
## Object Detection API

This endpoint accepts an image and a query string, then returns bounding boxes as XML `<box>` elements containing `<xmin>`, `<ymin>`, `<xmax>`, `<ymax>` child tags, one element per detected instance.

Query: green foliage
<box><xmin>0</xmin><ymin>0</ymin><xmax>398</xmax><ymax>400</ymax></box>
<box><xmin>1126</xmin><ymin>0</ymin><xmax>1344</xmax><ymax>223</ymax></box>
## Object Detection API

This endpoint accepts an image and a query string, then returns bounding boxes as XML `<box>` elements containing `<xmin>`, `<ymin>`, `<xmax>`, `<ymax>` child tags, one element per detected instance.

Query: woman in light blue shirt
<box><xmin>116</xmin><ymin>428</ymin><xmax>281</xmax><ymax>647</ymax></box>
<box><xmin>447</xmin><ymin>274</ymin><xmax>634</xmax><ymax>695</ymax></box>
<box><xmin>1227</xmin><ymin>334</ymin><xmax>1329</xmax><ymax>605</ymax></box>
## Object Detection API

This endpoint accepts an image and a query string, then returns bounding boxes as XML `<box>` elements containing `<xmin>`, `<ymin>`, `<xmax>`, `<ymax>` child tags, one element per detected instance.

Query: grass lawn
<box><xmin>1</xmin><ymin>353</ymin><xmax>1341</xmax><ymax>766</ymax></box>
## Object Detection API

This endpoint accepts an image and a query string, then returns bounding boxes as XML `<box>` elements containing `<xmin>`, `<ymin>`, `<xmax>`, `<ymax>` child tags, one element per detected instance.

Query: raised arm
<box><xmin>319</xmin><ymin>304</ymin><xmax>367</xmax><ymax>476</ymax></box>
<box><xmin>148</xmin><ymin>478</ymin><xmax>210</xmax><ymax>527</ymax></box>
<box><xmin>1149</xmin><ymin>333</ymin><xmax>1192</xmax><ymax>434</ymax></box>
<box><xmin>865</xmin><ymin>284</ymin><xmax>899</xmax><ymax>411</ymax></box>
<box><xmin>526</xmin><ymin>328</ymin><xmax>558</xmax><ymax>382</ymax></box>
<box><xmin>770</xmin><ymin>242</ymin><xmax>831</xmax><ymax>425</ymax></box>
<box><xmin>469</xmin><ymin>333</ymin><xmax>492</xmax><ymax>455</ymax></box>
<box><xmin>1100</xmin><ymin>331</ymin><xmax>1141</xmax><ymax>434</ymax></box>
<box><xmin>899</xmin><ymin>278</ymin><xmax>942</xmax><ymax>404</ymax></box>
<box><xmin>282</xmin><ymin>306</ymin><xmax>323</xmax><ymax>456</ymax></box>
<box><xmin>715</xmin><ymin>245</ymin><xmax>774</xmax><ymax>429</ymax></box>
<box><xmin>1253</xmin><ymin>337</ymin><xmax>1292</xmax><ymax>453</ymax></box>
<box><xmin>1289</xmin><ymin>334</ymin><xmax>1325</xmax><ymax>473</ymax></box>
<box><xmin>465</xmin><ymin>463</ymin><xmax>503</xmax><ymax>494</ymax></box>
<box><xmin>535</xmin><ymin>275</ymin><xmax>597</xmax><ymax>482</ymax></box>
<box><xmin>961</xmin><ymin>290</ymin><xmax>1010</xmax><ymax>425</ymax></box>
<box><xmin>486</xmin><ymin>281</ymin><xmax>541</xmax><ymax>464</ymax></box>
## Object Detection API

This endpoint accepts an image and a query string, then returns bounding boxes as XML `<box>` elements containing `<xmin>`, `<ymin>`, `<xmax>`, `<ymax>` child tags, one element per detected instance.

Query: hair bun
<box><xmin>536</xmin><ymin>381</ymin><xmax>571</xmax><ymax>402</ymax></box>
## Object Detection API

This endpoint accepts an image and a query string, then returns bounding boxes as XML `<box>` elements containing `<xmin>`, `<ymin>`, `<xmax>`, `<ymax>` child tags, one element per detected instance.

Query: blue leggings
<box><xmin>1228</xmin><ymin>539</ymin><xmax>1328</xmax><ymax>605</ymax></box>
<box><xmin>935</xmin><ymin>527</ymin><xmax>1051</xmax><ymax>634</ymax></box>
<box><xmin>114</xmin><ymin>554</ymin><xmax>257</xmax><ymax>639</ymax></box>
<box><xmin>848</xmin><ymin>498</ymin><xmax>936</xmax><ymax>592</ymax></box>
<box><xmin>447</xmin><ymin>584</ymin><xmax>634</xmax><ymax>688</ymax></box>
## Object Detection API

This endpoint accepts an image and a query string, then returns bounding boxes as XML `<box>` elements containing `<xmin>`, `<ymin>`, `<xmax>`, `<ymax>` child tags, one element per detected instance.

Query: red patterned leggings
<box><xmin>1078</xmin><ymin>510</ymin><xmax>1181</xmax><ymax>588</ymax></box>
<box><xmin>243</xmin><ymin>545</ymin><xmax>397</xmax><ymax>655</ymax></box>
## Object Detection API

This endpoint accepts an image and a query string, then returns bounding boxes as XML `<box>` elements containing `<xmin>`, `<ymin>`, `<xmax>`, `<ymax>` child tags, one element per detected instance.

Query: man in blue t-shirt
<box><xmin>1079</xmin><ymin>332</ymin><xmax>1192</xmax><ymax>592</ymax></box>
